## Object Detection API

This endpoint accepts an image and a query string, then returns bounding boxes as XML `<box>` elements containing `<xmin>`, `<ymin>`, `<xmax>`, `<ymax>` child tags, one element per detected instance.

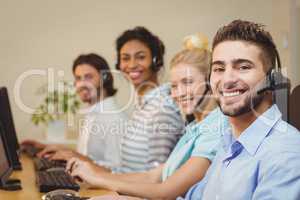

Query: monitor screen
<box><xmin>0</xmin><ymin>87</ymin><xmax>21</xmax><ymax>170</ymax></box>
<box><xmin>0</xmin><ymin>121</ymin><xmax>12</xmax><ymax>186</ymax></box>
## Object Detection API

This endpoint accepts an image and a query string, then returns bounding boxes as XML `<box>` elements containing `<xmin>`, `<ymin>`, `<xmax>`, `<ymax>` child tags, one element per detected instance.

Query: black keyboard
<box><xmin>36</xmin><ymin>170</ymin><xmax>80</xmax><ymax>193</ymax></box>
<box><xmin>33</xmin><ymin>158</ymin><xmax>66</xmax><ymax>171</ymax></box>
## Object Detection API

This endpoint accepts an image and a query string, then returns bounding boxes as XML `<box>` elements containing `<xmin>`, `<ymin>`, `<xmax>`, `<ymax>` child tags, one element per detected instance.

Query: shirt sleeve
<box><xmin>252</xmin><ymin>152</ymin><xmax>300</xmax><ymax>200</ymax></box>
<box><xmin>147</xmin><ymin>103</ymin><xmax>185</xmax><ymax>170</ymax></box>
<box><xmin>190</xmin><ymin>108</ymin><xmax>224</xmax><ymax>162</ymax></box>
<box><xmin>191</xmin><ymin>130</ymin><xmax>221</xmax><ymax>162</ymax></box>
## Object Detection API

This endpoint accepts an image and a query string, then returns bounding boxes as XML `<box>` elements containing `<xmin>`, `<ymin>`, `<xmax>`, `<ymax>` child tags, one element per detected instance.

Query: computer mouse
<box><xmin>49</xmin><ymin>194</ymin><xmax>82</xmax><ymax>200</ymax></box>
<box><xmin>42</xmin><ymin>189</ymin><xmax>80</xmax><ymax>200</ymax></box>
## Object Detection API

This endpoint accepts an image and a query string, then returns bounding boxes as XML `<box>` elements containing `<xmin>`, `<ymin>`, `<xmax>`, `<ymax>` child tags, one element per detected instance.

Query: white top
<box><xmin>77</xmin><ymin>96</ymin><xmax>127</xmax><ymax>169</ymax></box>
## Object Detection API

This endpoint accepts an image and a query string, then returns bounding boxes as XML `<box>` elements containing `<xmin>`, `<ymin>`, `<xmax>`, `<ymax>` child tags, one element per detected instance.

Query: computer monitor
<box><xmin>0</xmin><ymin>87</ymin><xmax>22</xmax><ymax>170</ymax></box>
<box><xmin>0</xmin><ymin>121</ymin><xmax>13</xmax><ymax>187</ymax></box>
<box><xmin>0</xmin><ymin>120</ymin><xmax>21</xmax><ymax>191</ymax></box>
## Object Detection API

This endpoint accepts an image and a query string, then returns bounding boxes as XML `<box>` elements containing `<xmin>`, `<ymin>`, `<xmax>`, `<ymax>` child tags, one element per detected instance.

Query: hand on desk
<box><xmin>21</xmin><ymin>139</ymin><xmax>46</xmax><ymax>149</ymax></box>
<box><xmin>66</xmin><ymin>157</ymin><xmax>110</xmax><ymax>187</ymax></box>
<box><xmin>37</xmin><ymin>145</ymin><xmax>89</xmax><ymax>162</ymax></box>
<box><xmin>37</xmin><ymin>144</ymin><xmax>67</xmax><ymax>158</ymax></box>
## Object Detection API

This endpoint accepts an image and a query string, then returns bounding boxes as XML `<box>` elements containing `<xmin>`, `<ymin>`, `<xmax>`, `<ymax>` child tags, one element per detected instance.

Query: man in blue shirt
<box><xmin>181</xmin><ymin>20</ymin><xmax>300</xmax><ymax>200</ymax></box>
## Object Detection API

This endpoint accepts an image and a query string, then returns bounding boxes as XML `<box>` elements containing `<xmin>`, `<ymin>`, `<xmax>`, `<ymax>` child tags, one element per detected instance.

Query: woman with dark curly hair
<box><xmin>112</xmin><ymin>27</ymin><xmax>186</xmax><ymax>173</ymax></box>
<box><xmin>113</xmin><ymin>26</ymin><xmax>185</xmax><ymax>173</ymax></box>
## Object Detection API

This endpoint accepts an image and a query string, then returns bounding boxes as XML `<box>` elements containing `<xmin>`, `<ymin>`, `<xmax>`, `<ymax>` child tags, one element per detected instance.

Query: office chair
<box><xmin>289</xmin><ymin>84</ymin><xmax>300</xmax><ymax>130</ymax></box>
<box><xmin>273</xmin><ymin>77</ymin><xmax>291</xmax><ymax>122</ymax></box>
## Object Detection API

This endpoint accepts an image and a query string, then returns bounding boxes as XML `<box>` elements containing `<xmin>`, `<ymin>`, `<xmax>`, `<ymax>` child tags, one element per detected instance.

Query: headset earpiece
<box><xmin>103</xmin><ymin>73</ymin><xmax>108</xmax><ymax>81</ymax></box>
<box><xmin>257</xmin><ymin>48</ymin><xmax>290</xmax><ymax>94</ymax></box>
<box><xmin>101</xmin><ymin>71</ymin><xmax>109</xmax><ymax>85</ymax></box>
<box><xmin>152</xmin><ymin>56</ymin><xmax>157</xmax><ymax>67</ymax></box>
<box><xmin>151</xmin><ymin>55</ymin><xmax>163</xmax><ymax>72</ymax></box>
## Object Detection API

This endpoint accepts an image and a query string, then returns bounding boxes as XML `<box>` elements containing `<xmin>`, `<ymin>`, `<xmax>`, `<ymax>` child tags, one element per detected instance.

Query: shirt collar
<box><xmin>222</xmin><ymin>127</ymin><xmax>234</xmax><ymax>152</ymax></box>
<box><xmin>222</xmin><ymin>104</ymin><xmax>282</xmax><ymax>156</ymax></box>
<box><xmin>88</xmin><ymin>96</ymin><xmax>116</xmax><ymax>113</ymax></box>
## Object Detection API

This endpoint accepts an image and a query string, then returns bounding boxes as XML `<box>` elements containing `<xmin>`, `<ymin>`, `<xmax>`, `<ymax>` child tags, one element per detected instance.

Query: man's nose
<box><xmin>222</xmin><ymin>68</ymin><xmax>239</xmax><ymax>89</ymax></box>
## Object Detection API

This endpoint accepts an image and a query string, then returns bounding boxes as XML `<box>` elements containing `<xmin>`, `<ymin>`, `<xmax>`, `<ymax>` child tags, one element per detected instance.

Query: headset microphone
<box><xmin>185</xmin><ymin>84</ymin><xmax>210</xmax><ymax>123</ymax></box>
<box><xmin>195</xmin><ymin>85</ymin><xmax>209</xmax><ymax>108</ymax></box>
<box><xmin>257</xmin><ymin>70</ymin><xmax>290</xmax><ymax>95</ymax></box>
<box><xmin>257</xmin><ymin>68</ymin><xmax>291</xmax><ymax>94</ymax></box>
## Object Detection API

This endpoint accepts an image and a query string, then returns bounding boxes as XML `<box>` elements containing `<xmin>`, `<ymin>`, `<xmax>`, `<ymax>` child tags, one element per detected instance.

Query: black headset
<box><xmin>101</xmin><ymin>70</ymin><xmax>115</xmax><ymax>90</ymax></box>
<box><xmin>257</xmin><ymin>48</ymin><xmax>290</xmax><ymax>94</ymax></box>
<box><xmin>185</xmin><ymin>78</ymin><xmax>210</xmax><ymax>123</ymax></box>
<box><xmin>195</xmin><ymin>82</ymin><xmax>210</xmax><ymax>108</ymax></box>
<box><xmin>151</xmin><ymin>56</ymin><xmax>162</xmax><ymax>72</ymax></box>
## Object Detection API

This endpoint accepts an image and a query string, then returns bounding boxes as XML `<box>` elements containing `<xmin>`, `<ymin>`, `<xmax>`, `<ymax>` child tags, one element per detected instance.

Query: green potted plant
<box><xmin>31</xmin><ymin>81</ymin><xmax>80</xmax><ymax>142</ymax></box>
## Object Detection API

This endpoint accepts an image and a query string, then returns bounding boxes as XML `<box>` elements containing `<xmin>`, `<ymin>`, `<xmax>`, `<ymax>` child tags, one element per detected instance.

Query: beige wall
<box><xmin>290</xmin><ymin>0</ymin><xmax>300</xmax><ymax>89</ymax></box>
<box><xmin>0</xmin><ymin>0</ymin><xmax>296</xmax><ymax>140</ymax></box>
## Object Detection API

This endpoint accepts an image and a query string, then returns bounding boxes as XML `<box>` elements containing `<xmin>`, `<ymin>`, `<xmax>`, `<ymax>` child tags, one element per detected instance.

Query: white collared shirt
<box><xmin>77</xmin><ymin>96</ymin><xmax>127</xmax><ymax>169</ymax></box>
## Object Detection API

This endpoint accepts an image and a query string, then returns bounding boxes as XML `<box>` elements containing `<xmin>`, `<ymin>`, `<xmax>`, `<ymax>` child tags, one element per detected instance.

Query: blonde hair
<box><xmin>170</xmin><ymin>33</ymin><xmax>211</xmax><ymax>79</ymax></box>
<box><xmin>170</xmin><ymin>49</ymin><xmax>211</xmax><ymax>78</ymax></box>
<box><xmin>170</xmin><ymin>33</ymin><xmax>216</xmax><ymax>120</ymax></box>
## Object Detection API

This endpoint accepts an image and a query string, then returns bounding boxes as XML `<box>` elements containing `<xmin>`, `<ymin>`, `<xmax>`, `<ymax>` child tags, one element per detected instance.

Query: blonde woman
<box><xmin>67</xmin><ymin>34</ymin><xmax>229</xmax><ymax>200</ymax></box>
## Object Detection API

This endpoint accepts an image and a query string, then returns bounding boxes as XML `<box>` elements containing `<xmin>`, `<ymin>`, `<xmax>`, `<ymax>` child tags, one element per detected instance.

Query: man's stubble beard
<box><xmin>217</xmin><ymin>91</ymin><xmax>265</xmax><ymax>117</ymax></box>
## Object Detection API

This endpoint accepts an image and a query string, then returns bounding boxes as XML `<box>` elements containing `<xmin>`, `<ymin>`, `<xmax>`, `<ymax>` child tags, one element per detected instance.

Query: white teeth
<box><xmin>223</xmin><ymin>91</ymin><xmax>241</xmax><ymax>97</ymax></box>
<box><xmin>129</xmin><ymin>72</ymin><xmax>141</xmax><ymax>79</ymax></box>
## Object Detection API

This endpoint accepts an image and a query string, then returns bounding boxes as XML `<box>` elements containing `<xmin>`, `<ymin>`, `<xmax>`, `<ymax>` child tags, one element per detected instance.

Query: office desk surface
<box><xmin>0</xmin><ymin>155</ymin><xmax>116</xmax><ymax>200</ymax></box>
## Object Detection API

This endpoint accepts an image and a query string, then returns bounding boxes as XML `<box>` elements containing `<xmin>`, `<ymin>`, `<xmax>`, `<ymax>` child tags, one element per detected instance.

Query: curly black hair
<box><xmin>115</xmin><ymin>26</ymin><xmax>165</xmax><ymax>72</ymax></box>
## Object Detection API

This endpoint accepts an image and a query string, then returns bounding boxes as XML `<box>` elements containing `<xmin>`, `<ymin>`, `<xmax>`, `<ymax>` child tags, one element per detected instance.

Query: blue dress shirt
<box><xmin>181</xmin><ymin>104</ymin><xmax>300</xmax><ymax>200</ymax></box>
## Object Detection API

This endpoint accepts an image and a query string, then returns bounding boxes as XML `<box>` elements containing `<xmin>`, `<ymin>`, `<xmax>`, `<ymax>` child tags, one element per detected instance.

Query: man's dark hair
<box><xmin>72</xmin><ymin>53</ymin><xmax>117</xmax><ymax>97</ymax></box>
<box><xmin>212</xmin><ymin>19</ymin><xmax>278</xmax><ymax>71</ymax></box>
<box><xmin>115</xmin><ymin>26</ymin><xmax>165</xmax><ymax>72</ymax></box>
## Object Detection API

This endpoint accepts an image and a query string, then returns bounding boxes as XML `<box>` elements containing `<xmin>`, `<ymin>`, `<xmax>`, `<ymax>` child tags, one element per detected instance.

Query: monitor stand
<box><xmin>0</xmin><ymin>178</ymin><xmax>22</xmax><ymax>191</ymax></box>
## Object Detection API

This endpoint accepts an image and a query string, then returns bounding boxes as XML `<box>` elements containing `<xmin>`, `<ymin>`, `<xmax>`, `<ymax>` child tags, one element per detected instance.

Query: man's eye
<box><xmin>239</xmin><ymin>65</ymin><xmax>251</xmax><ymax>70</ymax></box>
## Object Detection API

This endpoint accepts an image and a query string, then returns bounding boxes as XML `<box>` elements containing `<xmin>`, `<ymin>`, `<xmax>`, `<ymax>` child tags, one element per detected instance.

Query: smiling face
<box><xmin>170</xmin><ymin>63</ymin><xmax>207</xmax><ymax>115</ymax></box>
<box><xmin>210</xmin><ymin>40</ymin><xmax>267</xmax><ymax>117</ymax></box>
<box><xmin>74</xmin><ymin>64</ymin><xmax>102</xmax><ymax>104</ymax></box>
<box><xmin>119</xmin><ymin>40</ymin><xmax>155</xmax><ymax>88</ymax></box>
